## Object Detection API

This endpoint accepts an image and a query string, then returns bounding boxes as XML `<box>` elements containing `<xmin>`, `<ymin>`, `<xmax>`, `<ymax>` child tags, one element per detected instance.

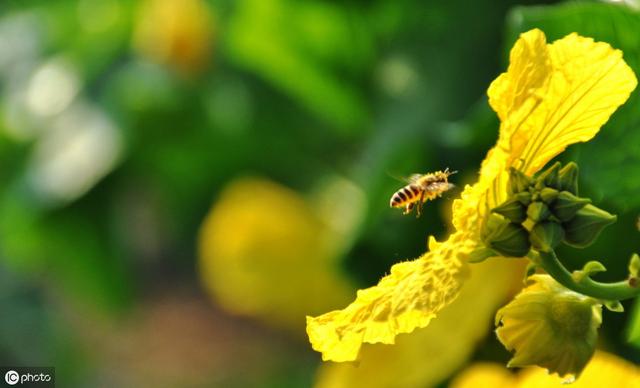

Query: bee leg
<box><xmin>403</xmin><ymin>202</ymin><xmax>414</xmax><ymax>215</ymax></box>
<box><xmin>416</xmin><ymin>192</ymin><xmax>425</xmax><ymax>218</ymax></box>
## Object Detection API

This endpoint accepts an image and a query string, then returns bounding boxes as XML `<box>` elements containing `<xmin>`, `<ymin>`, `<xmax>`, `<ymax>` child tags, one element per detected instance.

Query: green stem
<box><xmin>537</xmin><ymin>250</ymin><xmax>640</xmax><ymax>301</ymax></box>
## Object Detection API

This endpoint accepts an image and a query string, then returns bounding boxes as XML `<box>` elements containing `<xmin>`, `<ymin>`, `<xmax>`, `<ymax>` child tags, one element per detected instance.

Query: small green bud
<box><xmin>562</xmin><ymin>204</ymin><xmax>616</xmax><ymax>248</ymax></box>
<box><xmin>604</xmin><ymin>300</ymin><xmax>624</xmax><ymax>313</ymax></box>
<box><xmin>483</xmin><ymin>215</ymin><xmax>531</xmax><ymax>257</ymax></box>
<box><xmin>550</xmin><ymin>191</ymin><xmax>591</xmax><ymax>222</ymax></box>
<box><xmin>527</xmin><ymin>202</ymin><xmax>551</xmax><ymax>222</ymax></box>
<box><xmin>481</xmin><ymin>214</ymin><xmax>505</xmax><ymax>242</ymax></box>
<box><xmin>582</xmin><ymin>261</ymin><xmax>607</xmax><ymax>276</ymax></box>
<box><xmin>509</xmin><ymin>167</ymin><xmax>532</xmax><ymax>194</ymax></box>
<box><xmin>492</xmin><ymin>197</ymin><xmax>527</xmax><ymax>223</ymax></box>
<box><xmin>530</xmin><ymin>221</ymin><xmax>565</xmax><ymax>252</ymax></box>
<box><xmin>515</xmin><ymin>191</ymin><xmax>532</xmax><ymax>206</ymax></box>
<box><xmin>539</xmin><ymin>187</ymin><xmax>559</xmax><ymax>204</ymax></box>
<box><xmin>535</xmin><ymin>162</ymin><xmax>561</xmax><ymax>190</ymax></box>
<box><xmin>629</xmin><ymin>253</ymin><xmax>640</xmax><ymax>278</ymax></box>
<box><xmin>572</xmin><ymin>261</ymin><xmax>607</xmax><ymax>282</ymax></box>
<box><xmin>467</xmin><ymin>247</ymin><xmax>497</xmax><ymax>263</ymax></box>
<box><xmin>558</xmin><ymin>162</ymin><xmax>579</xmax><ymax>195</ymax></box>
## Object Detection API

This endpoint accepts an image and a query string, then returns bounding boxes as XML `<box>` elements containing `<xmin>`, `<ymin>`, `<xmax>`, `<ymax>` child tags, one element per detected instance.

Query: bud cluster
<box><xmin>482</xmin><ymin>162</ymin><xmax>616</xmax><ymax>257</ymax></box>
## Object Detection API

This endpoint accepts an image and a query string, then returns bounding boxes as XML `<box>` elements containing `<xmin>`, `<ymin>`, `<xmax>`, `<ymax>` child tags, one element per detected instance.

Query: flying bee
<box><xmin>389</xmin><ymin>168</ymin><xmax>457</xmax><ymax>217</ymax></box>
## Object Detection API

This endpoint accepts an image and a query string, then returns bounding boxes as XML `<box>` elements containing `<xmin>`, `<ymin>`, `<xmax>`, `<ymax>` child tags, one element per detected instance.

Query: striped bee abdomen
<box><xmin>390</xmin><ymin>184</ymin><xmax>421</xmax><ymax>207</ymax></box>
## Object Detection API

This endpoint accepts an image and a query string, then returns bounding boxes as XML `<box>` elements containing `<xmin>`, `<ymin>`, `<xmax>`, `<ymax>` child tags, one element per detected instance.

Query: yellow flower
<box><xmin>133</xmin><ymin>0</ymin><xmax>215</xmax><ymax>75</ymax></box>
<box><xmin>307</xmin><ymin>29</ymin><xmax>637</xmax><ymax>362</ymax></box>
<box><xmin>495</xmin><ymin>275</ymin><xmax>602</xmax><ymax>380</ymax></box>
<box><xmin>451</xmin><ymin>351</ymin><xmax>640</xmax><ymax>388</ymax></box>
<box><xmin>199</xmin><ymin>177</ymin><xmax>354</xmax><ymax>331</ymax></box>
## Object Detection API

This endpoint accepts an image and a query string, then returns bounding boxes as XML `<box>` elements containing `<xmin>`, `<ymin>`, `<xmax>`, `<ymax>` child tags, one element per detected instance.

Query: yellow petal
<box><xmin>314</xmin><ymin>257</ymin><xmax>525</xmax><ymax>388</ymax></box>
<box><xmin>463</xmin><ymin>28</ymin><xmax>637</xmax><ymax>229</ymax></box>
<box><xmin>306</xmin><ymin>232</ymin><xmax>471</xmax><ymax>362</ymax></box>
<box><xmin>489</xmin><ymin>29</ymin><xmax>637</xmax><ymax>176</ymax></box>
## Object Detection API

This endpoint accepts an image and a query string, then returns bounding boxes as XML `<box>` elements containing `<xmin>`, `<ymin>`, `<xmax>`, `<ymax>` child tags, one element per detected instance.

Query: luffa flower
<box><xmin>306</xmin><ymin>28</ymin><xmax>637</xmax><ymax>362</ymax></box>
<box><xmin>495</xmin><ymin>275</ymin><xmax>602</xmax><ymax>379</ymax></box>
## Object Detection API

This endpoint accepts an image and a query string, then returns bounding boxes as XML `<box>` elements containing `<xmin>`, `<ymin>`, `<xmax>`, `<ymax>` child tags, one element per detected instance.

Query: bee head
<box><xmin>444</xmin><ymin>167</ymin><xmax>458</xmax><ymax>177</ymax></box>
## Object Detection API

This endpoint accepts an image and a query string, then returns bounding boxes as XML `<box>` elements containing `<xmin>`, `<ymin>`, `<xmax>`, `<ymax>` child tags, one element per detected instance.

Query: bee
<box><xmin>389</xmin><ymin>168</ymin><xmax>457</xmax><ymax>217</ymax></box>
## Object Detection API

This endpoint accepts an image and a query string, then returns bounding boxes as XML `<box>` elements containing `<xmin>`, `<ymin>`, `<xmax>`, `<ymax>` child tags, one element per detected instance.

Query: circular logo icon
<box><xmin>4</xmin><ymin>370</ymin><xmax>19</xmax><ymax>385</ymax></box>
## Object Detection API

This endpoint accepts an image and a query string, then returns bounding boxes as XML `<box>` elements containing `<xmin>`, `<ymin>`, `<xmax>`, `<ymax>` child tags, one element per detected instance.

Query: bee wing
<box><xmin>407</xmin><ymin>174</ymin><xmax>423</xmax><ymax>183</ymax></box>
<box><xmin>386</xmin><ymin>172</ymin><xmax>422</xmax><ymax>184</ymax></box>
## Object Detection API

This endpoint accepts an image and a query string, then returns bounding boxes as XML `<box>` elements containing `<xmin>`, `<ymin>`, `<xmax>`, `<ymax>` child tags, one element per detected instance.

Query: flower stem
<box><xmin>536</xmin><ymin>250</ymin><xmax>640</xmax><ymax>301</ymax></box>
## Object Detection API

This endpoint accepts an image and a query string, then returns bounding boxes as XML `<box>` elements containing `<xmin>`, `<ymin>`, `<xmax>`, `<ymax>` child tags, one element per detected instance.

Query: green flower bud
<box><xmin>492</xmin><ymin>197</ymin><xmax>527</xmax><ymax>223</ymax></box>
<box><xmin>604</xmin><ymin>300</ymin><xmax>624</xmax><ymax>313</ymax></box>
<box><xmin>572</xmin><ymin>261</ymin><xmax>606</xmax><ymax>283</ymax></box>
<box><xmin>535</xmin><ymin>162</ymin><xmax>561</xmax><ymax>190</ymax></box>
<box><xmin>481</xmin><ymin>214</ymin><xmax>505</xmax><ymax>242</ymax></box>
<box><xmin>530</xmin><ymin>221</ymin><xmax>565</xmax><ymax>252</ymax></box>
<box><xmin>562</xmin><ymin>204</ymin><xmax>616</xmax><ymax>248</ymax></box>
<box><xmin>539</xmin><ymin>187</ymin><xmax>559</xmax><ymax>204</ymax></box>
<box><xmin>558</xmin><ymin>162</ymin><xmax>579</xmax><ymax>195</ymax></box>
<box><xmin>509</xmin><ymin>167</ymin><xmax>531</xmax><ymax>194</ymax></box>
<box><xmin>482</xmin><ymin>215</ymin><xmax>531</xmax><ymax>258</ymax></box>
<box><xmin>550</xmin><ymin>191</ymin><xmax>591</xmax><ymax>222</ymax></box>
<box><xmin>496</xmin><ymin>275</ymin><xmax>602</xmax><ymax>380</ymax></box>
<box><xmin>515</xmin><ymin>191</ymin><xmax>532</xmax><ymax>206</ymax></box>
<box><xmin>628</xmin><ymin>253</ymin><xmax>640</xmax><ymax>278</ymax></box>
<box><xmin>527</xmin><ymin>202</ymin><xmax>550</xmax><ymax>222</ymax></box>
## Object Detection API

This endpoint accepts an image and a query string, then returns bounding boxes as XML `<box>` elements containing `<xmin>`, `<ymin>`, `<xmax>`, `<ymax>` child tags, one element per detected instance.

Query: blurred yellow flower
<box><xmin>133</xmin><ymin>0</ymin><xmax>214</xmax><ymax>75</ymax></box>
<box><xmin>198</xmin><ymin>177</ymin><xmax>354</xmax><ymax>332</ymax></box>
<box><xmin>451</xmin><ymin>351</ymin><xmax>640</xmax><ymax>388</ymax></box>
<box><xmin>307</xmin><ymin>29</ymin><xmax>637</xmax><ymax>362</ymax></box>
<box><xmin>496</xmin><ymin>275</ymin><xmax>602</xmax><ymax>380</ymax></box>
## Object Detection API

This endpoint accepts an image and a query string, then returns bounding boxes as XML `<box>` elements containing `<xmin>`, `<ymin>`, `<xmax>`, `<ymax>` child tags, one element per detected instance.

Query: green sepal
<box><xmin>562</xmin><ymin>204</ymin><xmax>617</xmax><ymax>248</ymax></box>
<box><xmin>535</xmin><ymin>162</ymin><xmax>561</xmax><ymax>190</ymax></box>
<box><xmin>629</xmin><ymin>253</ymin><xmax>640</xmax><ymax>278</ymax></box>
<box><xmin>529</xmin><ymin>221</ymin><xmax>564</xmax><ymax>252</ymax></box>
<box><xmin>481</xmin><ymin>214</ymin><xmax>504</xmax><ymax>242</ymax></box>
<box><xmin>516</xmin><ymin>192</ymin><xmax>532</xmax><ymax>206</ymax></box>
<box><xmin>509</xmin><ymin>167</ymin><xmax>532</xmax><ymax>194</ymax></box>
<box><xmin>482</xmin><ymin>215</ymin><xmax>531</xmax><ymax>258</ymax></box>
<box><xmin>492</xmin><ymin>197</ymin><xmax>527</xmax><ymax>223</ymax></box>
<box><xmin>525</xmin><ymin>262</ymin><xmax>538</xmax><ymax>280</ymax></box>
<box><xmin>604</xmin><ymin>300</ymin><xmax>624</xmax><ymax>313</ymax></box>
<box><xmin>467</xmin><ymin>247</ymin><xmax>497</xmax><ymax>263</ymax></box>
<box><xmin>527</xmin><ymin>202</ymin><xmax>551</xmax><ymax>223</ymax></box>
<box><xmin>539</xmin><ymin>187</ymin><xmax>559</xmax><ymax>204</ymax></box>
<box><xmin>558</xmin><ymin>162</ymin><xmax>579</xmax><ymax>195</ymax></box>
<box><xmin>550</xmin><ymin>191</ymin><xmax>591</xmax><ymax>222</ymax></box>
